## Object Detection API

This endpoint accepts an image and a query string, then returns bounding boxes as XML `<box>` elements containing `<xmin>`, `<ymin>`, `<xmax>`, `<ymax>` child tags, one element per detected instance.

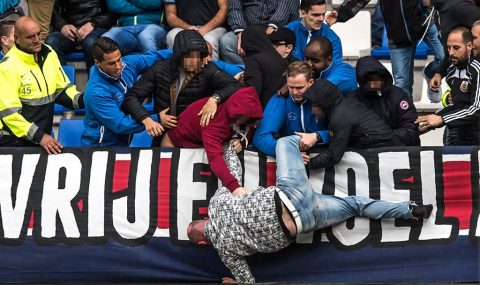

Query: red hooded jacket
<box><xmin>168</xmin><ymin>87</ymin><xmax>263</xmax><ymax>192</ymax></box>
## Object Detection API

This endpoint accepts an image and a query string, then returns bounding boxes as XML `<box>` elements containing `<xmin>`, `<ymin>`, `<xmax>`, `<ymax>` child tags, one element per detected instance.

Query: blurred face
<box><xmin>182</xmin><ymin>51</ymin><xmax>203</xmax><ymax>72</ymax></box>
<box><xmin>301</xmin><ymin>4</ymin><xmax>326</xmax><ymax>31</ymax></box>
<box><xmin>447</xmin><ymin>31</ymin><xmax>473</xmax><ymax>66</ymax></box>
<box><xmin>96</xmin><ymin>49</ymin><xmax>123</xmax><ymax>78</ymax></box>
<box><xmin>15</xmin><ymin>21</ymin><xmax>41</xmax><ymax>54</ymax></box>
<box><xmin>305</xmin><ymin>43</ymin><xmax>331</xmax><ymax>76</ymax></box>
<box><xmin>287</xmin><ymin>73</ymin><xmax>314</xmax><ymax>102</ymax></box>
<box><xmin>366</xmin><ymin>74</ymin><xmax>384</xmax><ymax>91</ymax></box>
<box><xmin>0</xmin><ymin>27</ymin><xmax>14</xmax><ymax>54</ymax></box>
<box><xmin>312</xmin><ymin>104</ymin><xmax>326</xmax><ymax>119</ymax></box>
<box><xmin>472</xmin><ymin>25</ymin><xmax>480</xmax><ymax>57</ymax></box>
<box><xmin>273</xmin><ymin>42</ymin><xmax>293</xmax><ymax>58</ymax></box>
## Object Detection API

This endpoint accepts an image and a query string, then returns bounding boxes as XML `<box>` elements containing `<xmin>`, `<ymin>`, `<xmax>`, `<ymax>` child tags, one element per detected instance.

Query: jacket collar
<box><xmin>97</xmin><ymin>62</ymin><xmax>127</xmax><ymax>82</ymax></box>
<box><xmin>319</xmin><ymin>60</ymin><xmax>335</xmax><ymax>79</ymax></box>
<box><xmin>12</xmin><ymin>43</ymin><xmax>51</xmax><ymax>65</ymax></box>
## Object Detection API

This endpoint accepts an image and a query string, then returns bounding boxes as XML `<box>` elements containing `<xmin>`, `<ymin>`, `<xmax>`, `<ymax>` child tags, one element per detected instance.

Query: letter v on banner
<box><xmin>0</xmin><ymin>154</ymin><xmax>39</xmax><ymax>240</ymax></box>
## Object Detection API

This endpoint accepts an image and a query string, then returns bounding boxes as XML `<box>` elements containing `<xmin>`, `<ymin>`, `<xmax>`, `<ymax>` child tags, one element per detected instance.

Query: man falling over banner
<box><xmin>187</xmin><ymin>135</ymin><xmax>433</xmax><ymax>283</ymax></box>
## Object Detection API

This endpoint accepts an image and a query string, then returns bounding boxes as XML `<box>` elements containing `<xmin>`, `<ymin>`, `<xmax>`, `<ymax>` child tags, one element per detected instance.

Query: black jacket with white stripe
<box><xmin>437</xmin><ymin>56</ymin><xmax>480</xmax><ymax>145</ymax></box>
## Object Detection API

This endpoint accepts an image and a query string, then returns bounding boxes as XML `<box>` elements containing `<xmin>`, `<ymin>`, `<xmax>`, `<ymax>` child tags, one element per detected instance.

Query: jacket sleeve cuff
<box><xmin>30</xmin><ymin>124</ymin><xmax>44</xmax><ymax>144</ymax></box>
<box><xmin>226</xmin><ymin>180</ymin><xmax>241</xmax><ymax>193</ymax></box>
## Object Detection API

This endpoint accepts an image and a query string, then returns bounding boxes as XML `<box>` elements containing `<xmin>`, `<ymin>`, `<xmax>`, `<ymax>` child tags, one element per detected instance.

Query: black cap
<box><xmin>268</xmin><ymin>27</ymin><xmax>296</xmax><ymax>46</ymax></box>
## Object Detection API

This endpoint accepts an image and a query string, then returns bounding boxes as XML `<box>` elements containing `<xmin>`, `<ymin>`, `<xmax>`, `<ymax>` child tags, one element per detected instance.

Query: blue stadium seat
<box><xmin>57</xmin><ymin>119</ymin><xmax>84</xmax><ymax>147</ymax></box>
<box><xmin>371</xmin><ymin>27</ymin><xmax>431</xmax><ymax>59</ymax></box>
<box><xmin>129</xmin><ymin>130</ymin><xmax>153</xmax><ymax>147</ymax></box>
<box><xmin>54</xmin><ymin>65</ymin><xmax>76</xmax><ymax>115</ymax></box>
<box><xmin>65</xmin><ymin>52</ymin><xmax>85</xmax><ymax>62</ymax></box>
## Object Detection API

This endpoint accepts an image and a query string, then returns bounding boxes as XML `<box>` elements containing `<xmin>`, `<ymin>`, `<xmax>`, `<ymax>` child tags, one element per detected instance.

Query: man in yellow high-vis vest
<box><xmin>0</xmin><ymin>16</ymin><xmax>83</xmax><ymax>154</ymax></box>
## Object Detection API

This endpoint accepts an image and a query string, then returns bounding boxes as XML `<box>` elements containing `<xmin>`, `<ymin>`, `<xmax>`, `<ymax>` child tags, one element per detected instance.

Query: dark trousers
<box><xmin>45</xmin><ymin>28</ymin><xmax>107</xmax><ymax>73</ymax></box>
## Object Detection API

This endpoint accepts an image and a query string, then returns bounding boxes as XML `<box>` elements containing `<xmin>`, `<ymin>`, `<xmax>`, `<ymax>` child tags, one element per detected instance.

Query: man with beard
<box><xmin>416</xmin><ymin>27</ymin><xmax>480</xmax><ymax>145</ymax></box>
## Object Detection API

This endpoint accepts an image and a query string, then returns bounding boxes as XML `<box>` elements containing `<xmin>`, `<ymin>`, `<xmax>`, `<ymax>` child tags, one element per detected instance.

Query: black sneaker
<box><xmin>411</xmin><ymin>204</ymin><xmax>433</xmax><ymax>219</ymax></box>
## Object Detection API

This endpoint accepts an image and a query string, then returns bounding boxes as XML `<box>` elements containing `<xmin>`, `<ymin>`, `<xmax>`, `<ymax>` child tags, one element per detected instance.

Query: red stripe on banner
<box><xmin>199</xmin><ymin>171</ymin><xmax>211</xmax><ymax>176</ymax></box>
<box><xmin>157</xmin><ymin>158</ymin><xmax>171</xmax><ymax>229</ymax></box>
<box><xmin>443</xmin><ymin>161</ymin><xmax>472</xmax><ymax>230</ymax></box>
<box><xmin>77</xmin><ymin>200</ymin><xmax>83</xmax><ymax>212</ymax></box>
<box><xmin>266</xmin><ymin>161</ymin><xmax>276</xmax><ymax>187</ymax></box>
<box><xmin>112</xmin><ymin>160</ymin><xmax>131</xmax><ymax>193</ymax></box>
<box><xmin>198</xmin><ymin>207</ymin><xmax>208</xmax><ymax>215</ymax></box>
<box><xmin>28</xmin><ymin>211</ymin><xmax>34</xmax><ymax>229</ymax></box>
<box><xmin>402</xmin><ymin>176</ymin><xmax>414</xmax><ymax>183</ymax></box>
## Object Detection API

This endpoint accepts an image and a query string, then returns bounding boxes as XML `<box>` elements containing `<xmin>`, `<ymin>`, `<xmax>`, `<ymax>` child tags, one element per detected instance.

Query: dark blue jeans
<box><xmin>45</xmin><ymin>28</ymin><xmax>107</xmax><ymax>72</ymax></box>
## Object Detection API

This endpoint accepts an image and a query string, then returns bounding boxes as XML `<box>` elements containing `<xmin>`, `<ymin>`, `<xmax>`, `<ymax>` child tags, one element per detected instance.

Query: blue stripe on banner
<box><xmin>0</xmin><ymin>236</ymin><xmax>477</xmax><ymax>283</ymax></box>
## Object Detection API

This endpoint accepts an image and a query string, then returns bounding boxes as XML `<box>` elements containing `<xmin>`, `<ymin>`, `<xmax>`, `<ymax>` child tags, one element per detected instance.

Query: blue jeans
<box><xmin>423</xmin><ymin>23</ymin><xmax>445</xmax><ymax>80</ymax></box>
<box><xmin>102</xmin><ymin>24</ymin><xmax>167</xmax><ymax>55</ymax></box>
<box><xmin>389</xmin><ymin>45</ymin><xmax>416</xmax><ymax>97</ymax></box>
<box><xmin>45</xmin><ymin>28</ymin><xmax>107</xmax><ymax>72</ymax></box>
<box><xmin>219</xmin><ymin>31</ymin><xmax>244</xmax><ymax>64</ymax></box>
<box><xmin>371</xmin><ymin>4</ymin><xmax>384</xmax><ymax>48</ymax></box>
<box><xmin>275</xmin><ymin>135</ymin><xmax>414</xmax><ymax>233</ymax></box>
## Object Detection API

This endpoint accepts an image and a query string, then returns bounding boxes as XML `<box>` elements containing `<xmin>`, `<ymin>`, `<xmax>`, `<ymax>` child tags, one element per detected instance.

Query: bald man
<box><xmin>0</xmin><ymin>16</ymin><xmax>84</xmax><ymax>153</ymax></box>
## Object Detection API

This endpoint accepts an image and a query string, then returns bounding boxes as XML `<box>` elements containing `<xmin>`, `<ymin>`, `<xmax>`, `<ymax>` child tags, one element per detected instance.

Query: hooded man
<box><xmin>122</xmin><ymin>29</ymin><xmax>242</xmax><ymax>146</ymax></box>
<box><xmin>241</xmin><ymin>25</ymin><xmax>289</xmax><ymax>108</ymax></box>
<box><xmin>161</xmin><ymin>87</ymin><xmax>263</xmax><ymax>193</ymax></box>
<box><xmin>304</xmin><ymin>79</ymin><xmax>397</xmax><ymax>169</ymax></box>
<box><xmin>353</xmin><ymin>56</ymin><xmax>420</xmax><ymax>146</ymax></box>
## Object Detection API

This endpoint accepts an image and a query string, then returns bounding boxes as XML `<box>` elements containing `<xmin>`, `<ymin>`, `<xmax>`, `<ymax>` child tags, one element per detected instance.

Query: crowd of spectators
<box><xmin>1</xmin><ymin>0</ymin><xmax>480</xmax><ymax>158</ymax></box>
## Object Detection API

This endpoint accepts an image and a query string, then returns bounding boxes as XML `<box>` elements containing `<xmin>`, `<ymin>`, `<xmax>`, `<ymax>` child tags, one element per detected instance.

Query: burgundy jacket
<box><xmin>168</xmin><ymin>87</ymin><xmax>263</xmax><ymax>191</ymax></box>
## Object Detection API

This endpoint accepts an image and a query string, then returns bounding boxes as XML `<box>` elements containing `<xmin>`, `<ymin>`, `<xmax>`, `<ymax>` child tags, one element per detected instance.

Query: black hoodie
<box><xmin>353</xmin><ymin>56</ymin><xmax>420</xmax><ymax>146</ymax></box>
<box><xmin>122</xmin><ymin>30</ymin><xmax>241</xmax><ymax>146</ymax></box>
<box><xmin>304</xmin><ymin>79</ymin><xmax>395</xmax><ymax>169</ymax></box>
<box><xmin>241</xmin><ymin>25</ymin><xmax>288</xmax><ymax>108</ymax></box>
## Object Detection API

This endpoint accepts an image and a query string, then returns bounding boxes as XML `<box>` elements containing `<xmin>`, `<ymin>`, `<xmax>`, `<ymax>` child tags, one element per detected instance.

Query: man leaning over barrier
<box><xmin>187</xmin><ymin>135</ymin><xmax>433</xmax><ymax>283</ymax></box>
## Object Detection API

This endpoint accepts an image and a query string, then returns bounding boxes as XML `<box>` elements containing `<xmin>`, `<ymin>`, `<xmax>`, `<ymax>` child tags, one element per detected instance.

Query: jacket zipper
<box><xmin>29</xmin><ymin>70</ymin><xmax>42</xmax><ymax>92</ymax></box>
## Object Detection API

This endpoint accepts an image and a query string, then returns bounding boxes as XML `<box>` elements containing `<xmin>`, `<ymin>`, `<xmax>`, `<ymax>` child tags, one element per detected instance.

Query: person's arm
<box><xmin>326</xmin><ymin>63</ymin><xmax>357</xmax><ymax>94</ymax></box>
<box><xmin>91</xmin><ymin>9</ymin><xmax>118</xmax><ymax>29</ymax></box>
<box><xmin>309</xmin><ymin>117</ymin><xmax>351</xmax><ymax>169</ymax></box>
<box><xmin>164</xmin><ymin>2</ymin><xmax>193</xmax><ymax>29</ymax></box>
<box><xmin>252</xmin><ymin>96</ymin><xmax>286</xmax><ymax>157</ymax></box>
<box><xmin>220</xmin><ymin>253</ymin><xmax>255</xmax><ymax>284</ymax></box>
<box><xmin>53</xmin><ymin>59</ymin><xmax>84</xmax><ymax>110</ymax></box>
<box><xmin>126</xmin><ymin>50</ymin><xmax>173</xmax><ymax>75</ymax></box>
<box><xmin>439</xmin><ymin>73</ymin><xmax>480</xmax><ymax>129</ymax></box>
<box><xmin>202</xmin><ymin>127</ymin><xmax>240</xmax><ymax>192</ymax></box>
<box><xmin>206</xmin><ymin>64</ymin><xmax>242</xmax><ymax>103</ymax></box>
<box><xmin>227</xmin><ymin>0</ymin><xmax>246</xmax><ymax>33</ymax></box>
<box><xmin>50</xmin><ymin>2</ymin><xmax>67</xmax><ymax>31</ymax></box>
<box><xmin>212</xmin><ymin>60</ymin><xmax>244</xmax><ymax>77</ymax></box>
<box><xmin>87</xmin><ymin>87</ymin><xmax>159</xmax><ymax>135</ymax></box>
<box><xmin>334</xmin><ymin>0</ymin><xmax>370</xmax><ymax>23</ymax></box>
<box><xmin>268</xmin><ymin>0</ymin><xmax>299</xmax><ymax>29</ymax></box>
<box><xmin>198</xmin><ymin>0</ymin><xmax>228</xmax><ymax>35</ymax></box>
<box><xmin>121</xmin><ymin>63</ymin><xmax>159</xmax><ymax>123</ymax></box>
<box><xmin>392</xmin><ymin>92</ymin><xmax>420</xmax><ymax>146</ymax></box>
<box><xmin>327</xmin><ymin>29</ymin><xmax>343</xmax><ymax>64</ymax></box>
<box><xmin>223</xmin><ymin>143</ymin><xmax>243</xmax><ymax>185</ymax></box>
<box><xmin>243</xmin><ymin>57</ymin><xmax>263</xmax><ymax>97</ymax></box>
